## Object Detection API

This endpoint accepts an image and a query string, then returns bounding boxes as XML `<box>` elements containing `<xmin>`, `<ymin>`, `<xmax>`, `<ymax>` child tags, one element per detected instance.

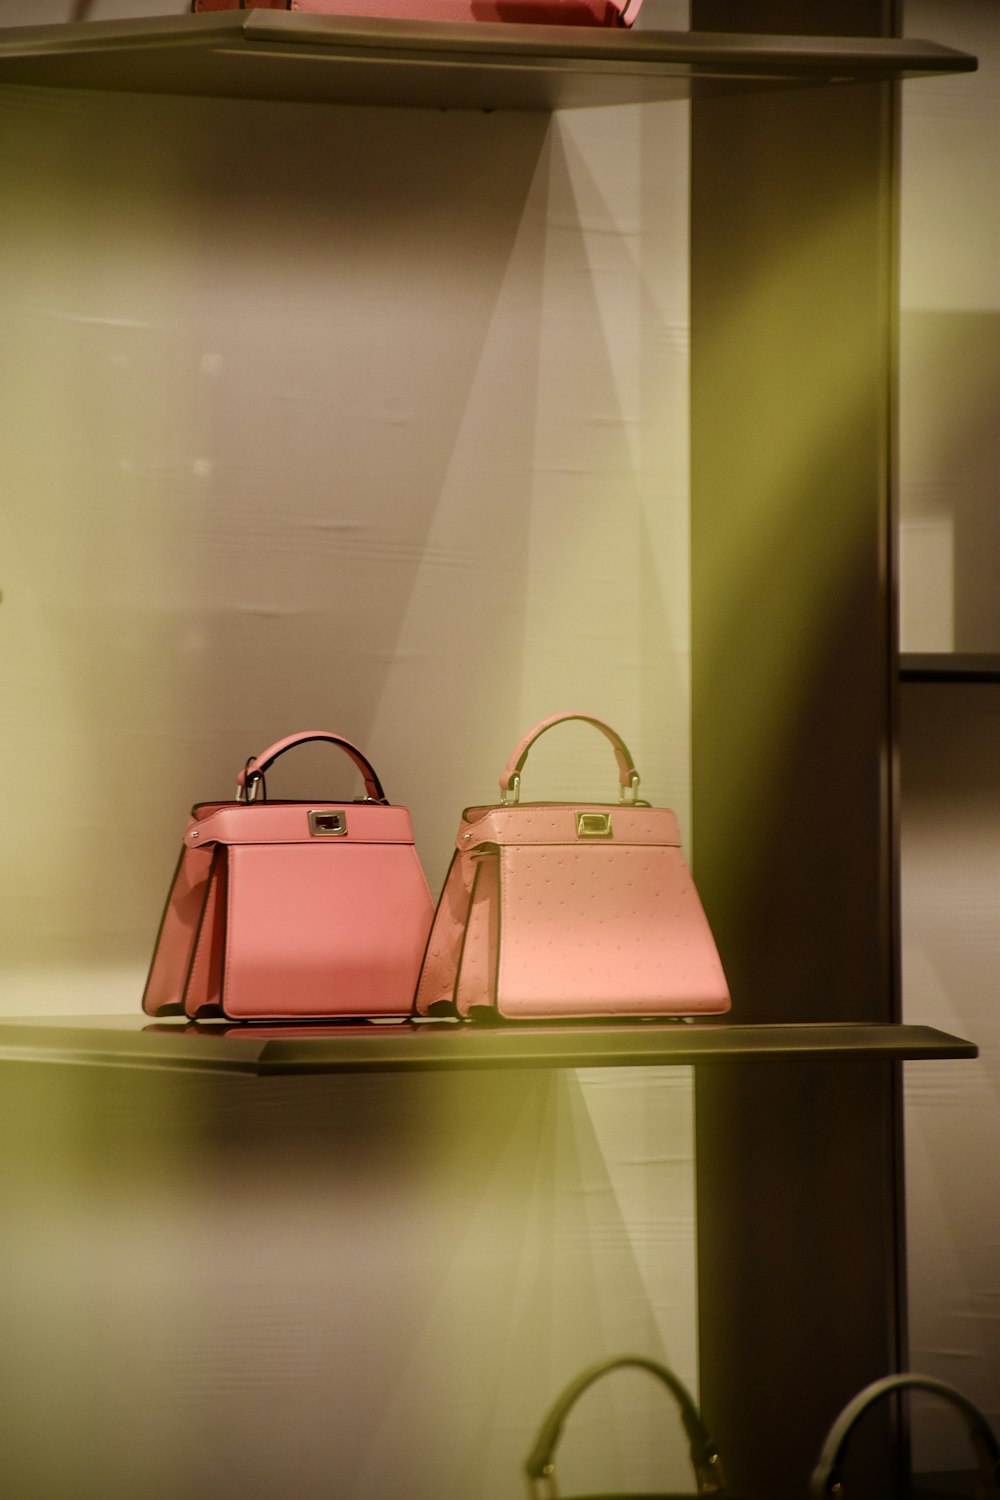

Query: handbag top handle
<box><xmin>236</xmin><ymin>731</ymin><xmax>387</xmax><ymax>804</ymax></box>
<box><xmin>523</xmin><ymin>1354</ymin><xmax>726</xmax><ymax>1500</ymax></box>
<box><xmin>500</xmin><ymin>712</ymin><xmax>641</xmax><ymax>806</ymax></box>
<box><xmin>810</xmin><ymin>1374</ymin><xmax>1000</xmax><ymax>1500</ymax></box>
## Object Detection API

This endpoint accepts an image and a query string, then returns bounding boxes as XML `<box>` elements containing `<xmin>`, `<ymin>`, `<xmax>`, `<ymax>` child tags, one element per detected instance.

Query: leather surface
<box><xmin>145</xmin><ymin>798</ymin><xmax>432</xmax><ymax>1019</ymax></box>
<box><xmin>221</xmin><ymin>842</ymin><xmax>433</xmax><ymax>1019</ymax></box>
<box><xmin>186</xmin><ymin>852</ymin><xmax>227</xmax><ymax>1016</ymax></box>
<box><xmin>187</xmin><ymin>801</ymin><xmax>417</xmax><ymax>848</ymax></box>
<box><xmin>457</xmin><ymin>803</ymin><xmax>680</xmax><ymax>850</ymax></box>
<box><xmin>454</xmin><ymin>858</ymin><xmax>499</xmax><ymax>1015</ymax></box>
<box><xmin>416</xmin><ymin>799</ymin><xmax>730</xmax><ymax>1019</ymax></box>
<box><xmin>412</xmin><ymin>851</ymin><xmax>475</xmax><ymax>1014</ymax></box>
<box><xmin>493</xmin><ymin>843</ymin><xmax>729</xmax><ymax>1017</ymax></box>
<box><xmin>141</xmin><ymin>842</ymin><xmax>214</xmax><ymax>1016</ymax></box>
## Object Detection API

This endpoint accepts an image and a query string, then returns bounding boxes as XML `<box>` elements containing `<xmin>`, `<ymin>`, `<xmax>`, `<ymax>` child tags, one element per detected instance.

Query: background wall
<box><xmin>0</xmin><ymin>31</ymin><xmax>692</xmax><ymax>1015</ymax></box>
<box><xmin>0</xmin><ymin>4</ymin><xmax>699</xmax><ymax>1497</ymax></box>
<box><xmin>900</xmin><ymin>0</ymin><xmax>1000</xmax><ymax>1466</ymax></box>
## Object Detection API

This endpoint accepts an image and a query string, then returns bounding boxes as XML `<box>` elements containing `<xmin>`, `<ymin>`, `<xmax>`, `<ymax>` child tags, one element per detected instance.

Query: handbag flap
<box><xmin>457</xmin><ymin>802</ymin><xmax>681</xmax><ymax>850</ymax></box>
<box><xmin>186</xmin><ymin>800</ymin><xmax>417</xmax><ymax>848</ymax></box>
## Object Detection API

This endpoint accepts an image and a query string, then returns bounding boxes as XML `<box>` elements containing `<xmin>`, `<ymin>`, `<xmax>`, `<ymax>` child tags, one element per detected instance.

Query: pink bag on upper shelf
<box><xmin>143</xmin><ymin>731</ymin><xmax>433</xmax><ymax>1023</ymax></box>
<box><xmin>193</xmin><ymin>0</ymin><xmax>644</xmax><ymax>30</ymax></box>
<box><xmin>413</xmin><ymin>712</ymin><xmax>731</xmax><ymax>1022</ymax></box>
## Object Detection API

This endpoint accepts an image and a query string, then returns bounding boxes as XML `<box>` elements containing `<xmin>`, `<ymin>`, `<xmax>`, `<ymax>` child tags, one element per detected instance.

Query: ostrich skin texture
<box><xmin>413</xmin><ymin>801</ymin><xmax>730</xmax><ymax>1020</ymax></box>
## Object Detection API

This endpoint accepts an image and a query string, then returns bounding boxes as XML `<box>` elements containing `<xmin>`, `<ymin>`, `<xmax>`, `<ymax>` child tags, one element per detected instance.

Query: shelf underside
<box><xmin>900</xmin><ymin>653</ymin><xmax>1000</xmax><ymax>683</ymax></box>
<box><xmin>0</xmin><ymin>1016</ymin><xmax>977</xmax><ymax>1077</ymax></box>
<box><xmin>0</xmin><ymin>13</ymin><xmax>977</xmax><ymax>112</ymax></box>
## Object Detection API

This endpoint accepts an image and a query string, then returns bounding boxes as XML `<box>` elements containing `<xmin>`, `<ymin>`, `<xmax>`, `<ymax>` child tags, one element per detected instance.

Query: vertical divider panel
<box><xmin>689</xmin><ymin>4</ymin><xmax>905</xmax><ymax>1496</ymax></box>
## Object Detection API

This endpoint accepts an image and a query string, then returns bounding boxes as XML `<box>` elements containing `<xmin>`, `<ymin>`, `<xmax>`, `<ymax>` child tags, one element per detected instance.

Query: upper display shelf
<box><xmin>0</xmin><ymin>12</ymin><xmax>978</xmax><ymax>113</ymax></box>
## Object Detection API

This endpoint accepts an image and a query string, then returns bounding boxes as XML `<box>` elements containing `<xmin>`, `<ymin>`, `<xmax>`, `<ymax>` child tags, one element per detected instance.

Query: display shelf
<box><xmin>900</xmin><ymin>653</ymin><xmax>1000</xmax><ymax>683</ymax></box>
<box><xmin>0</xmin><ymin>12</ymin><xmax>977</xmax><ymax>113</ymax></box>
<box><xmin>0</xmin><ymin>1015</ymin><xmax>976</xmax><ymax>1078</ymax></box>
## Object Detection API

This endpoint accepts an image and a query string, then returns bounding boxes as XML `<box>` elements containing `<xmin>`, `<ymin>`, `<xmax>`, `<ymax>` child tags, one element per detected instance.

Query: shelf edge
<box><xmin>899</xmin><ymin>653</ymin><xmax>1000</xmax><ymax>683</ymax></box>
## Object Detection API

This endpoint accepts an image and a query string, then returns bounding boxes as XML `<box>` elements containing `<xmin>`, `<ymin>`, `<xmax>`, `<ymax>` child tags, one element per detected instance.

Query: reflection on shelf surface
<box><xmin>0</xmin><ymin>1013</ymin><xmax>977</xmax><ymax>1077</ymax></box>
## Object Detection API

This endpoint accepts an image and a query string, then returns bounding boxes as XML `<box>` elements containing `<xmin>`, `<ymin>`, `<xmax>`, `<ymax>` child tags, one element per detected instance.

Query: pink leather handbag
<box><xmin>413</xmin><ymin>713</ymin><xmax>730</xmax><ymax>1021</ymax></box>
<box><xmin>193</xmin><ymin>0</ymin><xmax>644</xmax><ymax>30</ymax></box>
<box><xmin>142</xmin><ymin>731</ymin><xmax>434</xmax><ymax>1022</ymax></box>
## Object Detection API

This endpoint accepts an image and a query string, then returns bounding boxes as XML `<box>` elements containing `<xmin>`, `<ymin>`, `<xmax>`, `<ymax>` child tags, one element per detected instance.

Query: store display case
<box><xmin>0</xmin><ymin>5</ymin><xmax>979</xmax><ymax>1497</ymax></box>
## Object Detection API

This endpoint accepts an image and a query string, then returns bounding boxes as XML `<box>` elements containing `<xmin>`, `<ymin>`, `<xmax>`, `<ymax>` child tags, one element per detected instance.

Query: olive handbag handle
<box><xmin>524</xmin><ymin>1355</ymin><xmax>727</xmax><ymax>1500</ymax></box>
<box><xmin>811</xmin><ymin>1374</ymin><xmax>1000</xmax><ymax>1500</ymax></box>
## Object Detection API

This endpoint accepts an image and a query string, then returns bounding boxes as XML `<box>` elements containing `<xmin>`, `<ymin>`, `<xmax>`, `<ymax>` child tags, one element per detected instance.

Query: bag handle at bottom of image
<box><xmin>810</xmin><ymin>1373</ymin><xmax>1000</xmax><ymax>1499</ymax></box>
<box><xmin>499</xmin><ymin>712</ymin><xmax>641</xmax><ymax>806</ymax></box>
<box><xmin>524</xmin><ymin>1354</ymin><xmax>727</xmax><ymax>1499</ymax></box>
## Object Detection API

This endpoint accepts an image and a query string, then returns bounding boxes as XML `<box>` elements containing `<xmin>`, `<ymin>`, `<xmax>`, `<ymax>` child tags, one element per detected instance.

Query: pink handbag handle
<box><xmin>236</xmin><ymin>731</ymin><xmax>386</xmax><ymax>803</ymax></box>
<box><xmin>499</xmin><ymin>712</ymin><xmax>640</xmax><ymax>805</ymax></box>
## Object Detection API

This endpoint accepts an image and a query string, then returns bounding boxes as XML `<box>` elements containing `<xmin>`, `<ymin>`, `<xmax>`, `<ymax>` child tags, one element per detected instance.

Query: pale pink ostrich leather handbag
<box><xmin>413</xmin><ymin>713</ymin><xmax>730</xmax><ymax>1021</ymax></box>
<box><xmin>143</xmin><ymin>731</ymin><xmax>433</xmax><ymax>1022</ymax></box>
